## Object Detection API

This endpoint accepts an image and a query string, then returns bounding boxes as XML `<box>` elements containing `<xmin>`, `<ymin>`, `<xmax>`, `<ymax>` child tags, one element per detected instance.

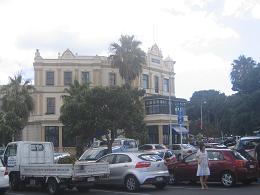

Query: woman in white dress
<box><xmin>196</xmin><ymin>144</ymin><xmax>210</xmax><ymax>189</ymax></box>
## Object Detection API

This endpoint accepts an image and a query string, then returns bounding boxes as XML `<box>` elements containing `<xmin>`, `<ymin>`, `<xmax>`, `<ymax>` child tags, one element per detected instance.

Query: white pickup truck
<box><xmin>3</xmin><ymin>141</ymin><xmax>110</xmax><ymax>194</ymax></box>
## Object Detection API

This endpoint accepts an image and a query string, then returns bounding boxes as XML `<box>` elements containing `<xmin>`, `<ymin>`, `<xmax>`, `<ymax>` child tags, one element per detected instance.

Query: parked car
<box><xmin>79</xmin><ymin>147</ymin><xmax>109</xmax><ymax>162</ymax></box>
<box><xmin>54</xmin><ymin>152</ymin><xmax>71</xmax><ymax>163</ymax></box>
<box><xmin>93</xmin><ymin>138</ymin><xmax>138</xmax><ymax>152</ymax></box>
<box><xmin>151</xmin><ymin>149</ymin><xmax>177</xmax><ymax>168</ymax></box>
<box><xmin>79</xmin><ymin>146</ymin><xmax>125</xmax><ymax>162</ymax></box>
<box><xmin>0</xmin><ymin>159</ymin><xmax>9</xmax><ymax>194</ymax></box>
<box><xmin>234</xmin><ymin>136</ymin><xmax>260</xmax><ymax>157</ymax></box>
<box><xmin>138</xmin><ymin>144</ymin><xmax>167</xmax><ymax>151</ymax></box>
<box><xmin>169</xmin><ymin>144</ymin><xmax>197</xmax><ymax>160</ymax></box>
<box><xmin>95</xmin><ymin>152</ymin><xmax>169</xmax><ymax>192</ymax></box>
<box><xmin>168</xmin><ymin>148</ymin><xmax>258</xmax><ymax>187</ymax></box>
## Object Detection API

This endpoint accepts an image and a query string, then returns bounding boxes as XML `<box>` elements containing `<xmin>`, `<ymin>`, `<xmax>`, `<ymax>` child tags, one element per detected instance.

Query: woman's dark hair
<box><xmin>199</xmin><ymin>143</ymin><xmax>205</xmax><ymax>151</ymax></box>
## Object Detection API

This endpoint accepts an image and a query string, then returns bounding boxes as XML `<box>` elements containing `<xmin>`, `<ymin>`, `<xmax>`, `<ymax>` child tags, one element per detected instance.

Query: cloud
<box><xmin>223</xmin><ymin>0</ymin><xmax>260</xmax><ymax>19</ymax></box>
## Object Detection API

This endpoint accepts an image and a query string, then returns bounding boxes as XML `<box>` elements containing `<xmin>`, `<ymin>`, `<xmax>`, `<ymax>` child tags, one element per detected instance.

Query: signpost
<box><xmin>178</xmin><ymin>109</ymin><xmax>184</xmax><ymax>159</ymax></box>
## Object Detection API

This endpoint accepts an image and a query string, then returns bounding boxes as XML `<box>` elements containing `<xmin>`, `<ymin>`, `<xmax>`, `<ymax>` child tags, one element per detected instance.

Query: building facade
<box><xmin>23</xmin><ymin>44</ymin><xmax>188</xmax><ymax>152</ymax></box>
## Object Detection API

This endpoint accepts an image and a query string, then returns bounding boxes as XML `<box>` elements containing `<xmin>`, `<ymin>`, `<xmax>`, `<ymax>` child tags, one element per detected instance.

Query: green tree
<box><xmin>60</xmin><ymin>81</ymin><xmax>145</xmax><ymax>154</ymax></box>
<box><xmin>187</xmin><ymin>90</ymin><xmax>228</xmax><ymax>137</ymax></box>
<box><xmin>109</xmin><ymin>35</ymin><xmax>146</xmax><ymax>86</ymax></box>
<box><xmin>0</xmin><ymin>74</ymin><xmax>34</xmax><ymax>141</ymax></box>
<box><xmin>230</xmin><ymin>55</ymin><xmax>260</xmax><ymax>93</ymax></box>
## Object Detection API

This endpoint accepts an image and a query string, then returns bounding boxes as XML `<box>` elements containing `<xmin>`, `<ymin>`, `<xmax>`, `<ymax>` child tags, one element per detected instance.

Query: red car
<box><xmin>168</xmin><ymin>149</ymin><xmax>259</xmax><ymax>187</ymax></box>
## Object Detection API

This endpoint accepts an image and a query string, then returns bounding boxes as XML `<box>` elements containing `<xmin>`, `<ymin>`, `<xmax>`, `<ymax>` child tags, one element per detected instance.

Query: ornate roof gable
<box><xmin>148</xmin><ymin>43</ymin><xmax>163</xmax><ymax>58</ymax></box>
<box><xmin>61</xmin><ymin>49</ymin><xmax>75</xmax><ymax>59</ymax></box>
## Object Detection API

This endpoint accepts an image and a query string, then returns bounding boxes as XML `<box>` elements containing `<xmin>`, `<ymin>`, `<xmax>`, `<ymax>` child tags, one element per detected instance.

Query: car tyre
<box><xmin>0</xmin><ymin>189</ymin><xmax>7</xmax><ymax>195</ymax></box>
<box><xmin>221</xmin><ymin>171</ymin><xmax>235</xmax><ymax>187</ymax></box>
<box><xmin>47</xmin><ymin>178</ymin><xmax>60</xmax><ymax>195</ymax></box>
<box><xmin>154</xmin><ymin>182</ymin><xmax>167</xmax><ymax>190</ymax></box>
<box><xmin>10</xmin><ymin>173</ymin><xmax>20</xmax><ymax>191</ymax></box>
<box><xmin>125</xmin><ymin>175</ymin><xmax>140</xmax><ymax>192</ymax></box>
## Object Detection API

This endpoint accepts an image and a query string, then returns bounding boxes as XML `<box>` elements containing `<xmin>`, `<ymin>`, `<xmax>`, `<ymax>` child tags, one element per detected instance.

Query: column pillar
<box><xmin>158</xmin><ymin>125</ymin><xmax>163</xmax><ymax>144</ymax></box>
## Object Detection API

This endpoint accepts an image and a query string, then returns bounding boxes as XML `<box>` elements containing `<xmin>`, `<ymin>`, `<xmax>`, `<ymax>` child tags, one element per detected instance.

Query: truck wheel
<box><xmin>77</xmin><ymin>186</ymin><xmax>90</xmax><ymax>192</ymax></box>
<box><xmin>10</xmin><ymin>174</ymin><xmax>20</xmax><ymax>191</ymax></box>
<box><xmin>47</xmin><ymin>178</ymin><xmax>60</xmax><ymax>195</ymax></box>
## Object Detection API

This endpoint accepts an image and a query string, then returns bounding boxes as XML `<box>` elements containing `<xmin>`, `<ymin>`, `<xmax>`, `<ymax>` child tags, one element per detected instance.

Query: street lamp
<box><xmin>168</xmin><ymin>62</ymin><xmax>175</xmax><ymax>146</ymax></box>
<box><xmin>200</xmin><ymin>100</ymin><xmax>207</xmax><ymax>130</ymax></box>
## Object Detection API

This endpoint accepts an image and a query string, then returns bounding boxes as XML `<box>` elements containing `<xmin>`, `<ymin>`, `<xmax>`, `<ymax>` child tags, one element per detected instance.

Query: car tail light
<box><xmin>4</xmin><ymin>167</ymin><xmax>8</xmax><ymax>176</ymax></box>
<box><xmin>135</xmin><ymin>161</ymin><xmax>151</xmax><ymax>168</ymax></box>
<box><xmin>235</xmin><ymin>160</ymin><xmax>246</xmax><ymax>168</ymax></box>
<box><xmin>187</xmin><ymin>150</ymin><xmax>192</xmax><ymax>153</ymax></box>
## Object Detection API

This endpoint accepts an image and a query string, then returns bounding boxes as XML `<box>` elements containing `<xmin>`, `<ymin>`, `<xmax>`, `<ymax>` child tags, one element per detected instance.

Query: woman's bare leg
<box><xmin>200</xmin><ymin>176</ymin><xmax>204</xmax><ymax>189</ymax></box>
<box><xmin>204</xmin><ymin>175</ymin><xmax>208</xmax><ymax>189</ymax></box>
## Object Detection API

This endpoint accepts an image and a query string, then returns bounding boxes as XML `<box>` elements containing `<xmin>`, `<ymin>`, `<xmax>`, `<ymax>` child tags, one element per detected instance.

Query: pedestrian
<box><xmin>254</xmin><ymin>142</ymin><xmax>260</xmax><ymax>183</ymax></box>
<box><xmin>196</xmin><ymin>143</ymin><xmax>210</xmax><ymax>189</ymax></box>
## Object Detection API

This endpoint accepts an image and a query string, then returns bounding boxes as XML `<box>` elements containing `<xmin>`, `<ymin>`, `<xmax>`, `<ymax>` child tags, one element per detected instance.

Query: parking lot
<box><xmin>5</xmin><ymin>183</ymin><xmax>260</xmax><ymax>195</ymax></box>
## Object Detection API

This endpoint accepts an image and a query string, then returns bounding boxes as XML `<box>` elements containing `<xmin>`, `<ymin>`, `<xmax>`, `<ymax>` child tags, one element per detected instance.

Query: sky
<box><xmin>0</xmin><ymin>0</ymin><xmax>260</xmax><ymax>100</ymax></box>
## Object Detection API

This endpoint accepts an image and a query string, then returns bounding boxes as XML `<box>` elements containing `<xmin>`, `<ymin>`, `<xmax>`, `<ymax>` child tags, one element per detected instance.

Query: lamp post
<box><xmin>200</xmin><ymin>100</ymin><xmax>206</xmax><ymax>130</ymax></box>
<box><xmin>168</xmin><ymin>62</ymin><xmax>175</xmax><ymax>146</ymax></box>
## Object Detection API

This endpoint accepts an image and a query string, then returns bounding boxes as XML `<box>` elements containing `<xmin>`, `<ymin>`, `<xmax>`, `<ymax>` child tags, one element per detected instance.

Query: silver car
<box><xmin>96</xmin><ymin>152</ymin><xmax>169</xmax><ymax>192</ymax></box>
<box><xmin>0</xmin><ymin>159</ymin><xmax>9</xmax><ymax>194</ymax></box>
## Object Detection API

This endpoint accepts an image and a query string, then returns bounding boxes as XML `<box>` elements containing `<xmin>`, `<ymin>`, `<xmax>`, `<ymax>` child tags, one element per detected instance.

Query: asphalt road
<box><xmin>5</xmin><ymin>182</ymin><xmax>260</xmax><ymax>195</ymax></box>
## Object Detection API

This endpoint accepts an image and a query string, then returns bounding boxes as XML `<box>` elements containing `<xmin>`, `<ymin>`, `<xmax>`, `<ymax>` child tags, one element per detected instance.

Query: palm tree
<box><xmin>0</xmin><ymin>74</ymin><xmax>34</xmax><ymax>141</ymax></box>
<box><xmin>109</xmin><ymin>35</ymin><xmax>146</xmax><ymax>86</ymax></box>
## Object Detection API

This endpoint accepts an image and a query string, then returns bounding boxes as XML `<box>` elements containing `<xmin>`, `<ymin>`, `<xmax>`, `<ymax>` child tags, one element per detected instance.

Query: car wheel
<box><xmin>125</xmin><ymin>175</ymin><xmax>140</xmax><ymax>192</ymax></box>
<box><xmin>0</xmin><ymin>189</ymin><xmax>7</xmax><ymax>195</ymax></box>
<box><xmin>221</xmin><ymin>171</ymin><xmax>235</xmax><ymax>187</ymax></box>
<box><xmin>10</xmin><ymin>174</ymin><xmax>20</xmax><ymax>191</ymax></box>
<box><xmin>154</xmin><ymin>183</ymin><xmax>167</xmax><ymax>190</ymax></box>
<box><xmin>47</xmin><ymin>178</ymin><xmax>60</xmax><ymax>195</ymax></box>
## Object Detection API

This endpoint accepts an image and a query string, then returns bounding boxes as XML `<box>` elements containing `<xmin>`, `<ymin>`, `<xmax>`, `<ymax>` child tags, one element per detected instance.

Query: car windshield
<box><xmin>79</xmin><ymin>148</ymin><xmax>107</xmax><ymax>161</ymax></box>
<box><xmin>138</xmin><ymin>154</ymin><xmax>162</xmax><ymax>162</ymax></box>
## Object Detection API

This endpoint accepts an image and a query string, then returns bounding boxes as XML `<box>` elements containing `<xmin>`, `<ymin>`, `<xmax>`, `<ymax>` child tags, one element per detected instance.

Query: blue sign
<box><xmin>178</xmin><ymin>109</ymin><xmax>184</xmax><ymax>125</ymax></box>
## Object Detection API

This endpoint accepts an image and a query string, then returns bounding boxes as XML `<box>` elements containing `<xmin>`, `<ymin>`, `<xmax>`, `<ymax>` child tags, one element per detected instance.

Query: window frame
<box><xmin>64</xmin><ymin>71</ymin><xmax>72</xmax><ymax>86</ymax></box>
<box><xmin>46</xmin><ymin>97</ymin><xmax>55</xmax><ymax>115</ymax></box>
<box><xmin>46</xmin><ymin>71</ymin><xmax>54</xmax><ymax>86</ymax></box>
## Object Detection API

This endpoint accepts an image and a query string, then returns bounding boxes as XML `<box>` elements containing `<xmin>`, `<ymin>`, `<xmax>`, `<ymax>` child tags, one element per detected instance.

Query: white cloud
<box><xmin>223</xmin><ymin>0</ymin><xmax>260</xmax><ymax>19</ymax></box>
<box><xmin>0</xmin><ymin>0</ymin><xmax>240</xmax><ymax>99</ymax></box>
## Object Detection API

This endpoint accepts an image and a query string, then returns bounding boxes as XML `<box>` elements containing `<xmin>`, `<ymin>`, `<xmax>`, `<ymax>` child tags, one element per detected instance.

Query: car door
<box><xmin>109</xmin><ymin>154</ymin><xmax>132</xmax><ymax>184</ymax></box>
<box><xmin>96</xmin><ymin>154</ymin><xmax>116</xmax><ymax>184</ymax></box>
<box><xmin>207</xmin><ymin>151</ymin><xmax>225</xmax><ymax>181</ymax></box>
<box><xmin>175</xmin><ymin>153</ymin><xmax>197</xmax><ymax>181</ymax></box>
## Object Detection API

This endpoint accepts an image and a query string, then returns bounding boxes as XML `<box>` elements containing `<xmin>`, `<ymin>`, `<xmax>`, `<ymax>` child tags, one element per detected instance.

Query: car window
<box><xmin>0</xmin><ymin>149</ymin><xmax>4</xmax><ymax>155</ymax></box>
<box><xmin>208</xmin><ymin>151</ymin><xmax>224</xmax><ymax>161</ymax></box>
<box><xmin>184</xmin><ymin>153</ymin><xmax>196</xmax><ymax>163</ymax></box>
<box><xmin>123</xmin><ymin>140</ymin><xmax>137</xmax><ymax>149</ymax></box>
<box><xmin>240</xmin><ymin>139</ymin><xmax>260</xmax><ymax>150</ymax></box>
<box><xmin>138</xmin><ymin>154</ymin><xmax>162</xmax><ymax>161</ymax></box>
<box><xmin>97</xmin><ymin>154</ymin><xmax>115</xmax><ymax>164</ymax></box>
<box><xmin>5</xmin><ymin>144</ymin><xmax>17</xmax><ymax>156</ymax></box>
<box><xmin>155</xmin><ymin>145</ymin><xmax>165</xmax><ymax>150</ymax></box>
<box><xmin>114</xmin><ymin>154</ymin><xmax>132</xmax><ymax>163</ymax></box>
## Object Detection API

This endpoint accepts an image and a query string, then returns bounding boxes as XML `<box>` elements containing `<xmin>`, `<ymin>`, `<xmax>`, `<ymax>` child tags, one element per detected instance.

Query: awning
<box><xmin>172</xmin><ymin>126</ymin><xmax>189</xmax><ymax>134</ymax></box>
